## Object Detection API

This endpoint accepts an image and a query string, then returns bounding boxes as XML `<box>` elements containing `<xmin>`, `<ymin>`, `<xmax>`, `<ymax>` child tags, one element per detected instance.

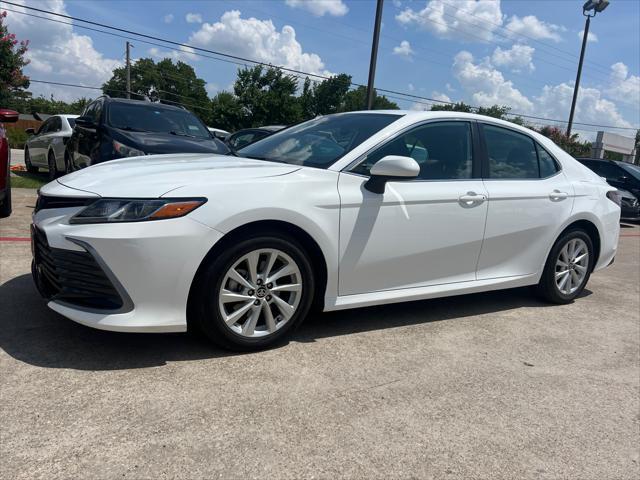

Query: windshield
<box><xmin>618</xmin><ymin>162</ymin><xmax>640</xmax><ymax>181</ymax></box>
<box><xmin>236</xmin><ymin>113</ymin><xmax>401</xmax><ymax>168</ymax></box>
<box><xmin>108</xmin><ymin>103</ymin><xmax>212</xmax><ymax>139</ymax></box>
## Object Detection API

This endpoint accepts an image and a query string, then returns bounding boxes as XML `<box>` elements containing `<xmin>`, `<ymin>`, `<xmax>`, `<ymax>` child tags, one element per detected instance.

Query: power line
<box><xmin>3</xmin><ymin>2</ymin><xmax>636</xmax><ymax>131</ymax></box>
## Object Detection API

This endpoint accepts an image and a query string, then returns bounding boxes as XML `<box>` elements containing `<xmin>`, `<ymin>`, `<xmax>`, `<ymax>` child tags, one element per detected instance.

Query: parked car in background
<box><xmin>576</xmin><ymin>158</ymin><xmax>640</xmax><ymax>200</ymax></box>
<box><xmin>207</xmin><ymin>127</ymin><xmax>230</xmax><ymax>141</ymax></box>
<box><xmin>24</xmin><ymin>114</ymin><xmax>78</xmax><ymax>179</ymax></box>
<box><xmin>0</xmin><ymin>109</ymin><xmax>19</xmax><ymax>218</ymax></box>
<box><xmin>617</xmin><ymin>188</ymin><xmax>640</xmax><ymax>221</ymax></box>
<box><xmin>32</xmin><ymin>111</ymin><xmax>620</xmax><ymax>350</ymax></box>
<box><xmin>65</xmin><ymin>96</ymin><xmax>229</xmax><ymax>170</ymax></box>
<box><xmin>226</xmin><ymin>125</ymin><xmax>286</xmax><ymax>150</ymax></box>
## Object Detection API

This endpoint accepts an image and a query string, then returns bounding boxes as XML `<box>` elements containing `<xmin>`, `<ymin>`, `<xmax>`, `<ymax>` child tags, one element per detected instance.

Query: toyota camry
<box><xmin>31</xmin><ymin>111</ymin><xmax>621</xmax><ymax>350</ymax></box>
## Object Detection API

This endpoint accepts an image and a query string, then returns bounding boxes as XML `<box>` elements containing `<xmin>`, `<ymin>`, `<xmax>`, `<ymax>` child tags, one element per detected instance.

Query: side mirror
<box><xmin>364</xmin><ymin>155</ymin><xmax>420</xmax><ymax>194</ymax></box>
<box><xmin>0</xmin><ymin>109</ymin><xmax>19</xmax><ymax>123</ymax></box>
<box><xmin>75</xmin><ymin>116</ymin><xmax>95</xmax><ymax>129</ymax></box>
<box><xmin>25</xmin><ymin>128</ymin><xmax>36</xmax><ymax>135</ymax></box>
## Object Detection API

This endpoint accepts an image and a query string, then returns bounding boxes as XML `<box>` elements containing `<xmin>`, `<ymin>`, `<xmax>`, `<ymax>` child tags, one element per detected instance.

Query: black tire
<box><xmin>0</xmin><ymin>175</ymin><xmax>11</xmax><ymax>218</ymax></box>
<box><xmin>47</xmin><ymin>151</ymin><xmax>58</xmax><ymax>180</ymax></box>
<box><xmin>24</xmin><ymin>147</ymin><xmax>38</xmax><ymax>174</ymax></box>
<box><xmin>64</xmin><ymin>151</ymin><xmax>73</xmax><ymax>174</ymax></box>
<box><xmin>536</xmin><ymin>229</ymin><xmax>594</xmax><ymax>304</ymax></box>
<box><xmin>192</xmin><ymin>234</ymin><xmax>315</xmax><ymax>351</ymax></box>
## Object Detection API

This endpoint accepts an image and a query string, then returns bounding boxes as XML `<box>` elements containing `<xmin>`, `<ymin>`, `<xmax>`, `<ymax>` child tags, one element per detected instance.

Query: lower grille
<box><xmin>31</xmin><ymin>226</ymin><xmax>124</xmax><ymax>310</ymax></box>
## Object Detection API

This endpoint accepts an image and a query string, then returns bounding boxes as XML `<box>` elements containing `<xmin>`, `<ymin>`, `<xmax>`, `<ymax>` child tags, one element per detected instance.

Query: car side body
<box><xmin>24</xmin><ymin>114</ymin><xmax>78</xmax><ymax>178</ymax></box>
<box><xmin>0</xmin><ymin>108</ymin><xmax>19</xmax><ymax>218</ymax></box>
<box><xmin>32</xmin><ymin>111</ymin><xmax>620</xmax><ymax>347</ymax></box>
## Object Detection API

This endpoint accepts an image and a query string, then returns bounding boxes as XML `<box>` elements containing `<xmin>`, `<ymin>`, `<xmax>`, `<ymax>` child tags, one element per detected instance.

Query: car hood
<box><xmin>116</xmin><ymin>130</ymin><xmax>224</xmax><ymax>154</ymax></box>
<box><xmin>55</xmin><ymin>153</ymin><xmax>300</xmax><ymax>197</ymax></box>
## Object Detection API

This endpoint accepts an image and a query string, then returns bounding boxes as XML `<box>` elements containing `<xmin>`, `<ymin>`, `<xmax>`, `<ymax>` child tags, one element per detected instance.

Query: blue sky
<box><xmin>4</xmin><ymin>0</ymin><xmax>640</xmax><ymax>139</ymax></box>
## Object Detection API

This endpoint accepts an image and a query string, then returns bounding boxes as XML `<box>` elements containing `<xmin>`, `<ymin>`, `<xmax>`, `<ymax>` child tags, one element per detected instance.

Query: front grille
<box><xmin>34</xmin><ymin>195</ymin><xmax>95</xmax><ymax>213</ymax></box>
<box><xmin>31</xmin><ymin>226</ymin><xmax>124</xmax><ymax>310</ymax></box>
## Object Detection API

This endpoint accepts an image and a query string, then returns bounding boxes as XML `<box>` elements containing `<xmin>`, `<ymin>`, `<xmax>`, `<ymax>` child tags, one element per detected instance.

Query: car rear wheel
<box><xmin>536</xmin><ymin>229</ymin><xmax>594</xmax><ymax>304</ymax></box>
<box><xmin>24</xmin><ymin>147</ymin><xmax>38</xmax><ymax>174</ymax></box>
<box><xmin>193</xmin><ymin>234</ymin><xmax>315</xmax><ymax>351</ymax></box>
<box><xmin>47</xmin><ymin>151</ymin><xmax>58</xmax><ymax>180</ymax></box>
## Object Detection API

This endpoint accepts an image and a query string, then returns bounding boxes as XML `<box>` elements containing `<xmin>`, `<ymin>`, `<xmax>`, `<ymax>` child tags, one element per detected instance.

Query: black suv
<box><xmin>65</xmin><ymin>96</ymin><xmax>229</xmax><ymax>171</ymax></box>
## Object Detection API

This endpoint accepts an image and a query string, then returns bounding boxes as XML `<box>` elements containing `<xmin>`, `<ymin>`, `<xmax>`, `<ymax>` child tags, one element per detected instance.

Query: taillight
<box><xmin>606</xmin><ymin>190</ymin><xmax>622</xmax><ymax>207</ymax></box>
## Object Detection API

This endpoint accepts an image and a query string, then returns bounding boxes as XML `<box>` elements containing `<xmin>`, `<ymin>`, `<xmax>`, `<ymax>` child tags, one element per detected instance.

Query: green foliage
<box><xmin>209</xmin><ymin>91</ymin><xmax>244</xmax><ymax>132</ymax></box>
<box><xmin>102</xmin><ymin>58</ymin><xmax>209</xmax><ymax>112</ymax></box>
<box><xmin>0</xmin><ymin>11</ymin><xmax>30</xmax><ymax>106</ymax></box>
<box><xmin>535</xmin><ymin>126</ymin><xmax>591</xmax><ymax>157</ymax></box>
<box><xmin>430</xmin><ymin>101</ymin><xmax>511</xmax><ymax>120</ymax></box>
<box><xmin>11</xmin><ymin>171</ymin><xmax>48</xmax><ymax>189</ymax></box>
<box><xmin>341</xmin><ymin>86</ymin><xmax>399</xmax><ymax>112</ymax></box>
<box><xmin>430</xmin><ymin>102</ymin><xmax>473</xmax><ymax>113</ymax></box>
<box><xmin>233</xmin><ymin>65</ymin><xmax>302</xmax><ymax>127</ymax></box>
<box><xmin>7</xmin><ymin>94</ymin><xmax>91</xmax><ymax>115</ymax></box>
<box><xmin>5</xmin><ymin>126</ymin><xmax>27</xmax><ymax>149</ymax></box>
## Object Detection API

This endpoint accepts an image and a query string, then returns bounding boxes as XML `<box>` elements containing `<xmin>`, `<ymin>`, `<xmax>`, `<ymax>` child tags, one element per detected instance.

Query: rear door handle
<box><xmin>549</xmin><ymin>190</ymin><xmax>568</xmax><ymax>201</ymax></box>
<box><xmin>458</xmin><ymin>192</ymin><xmax>486</xmax><ymax>207</ymax></box>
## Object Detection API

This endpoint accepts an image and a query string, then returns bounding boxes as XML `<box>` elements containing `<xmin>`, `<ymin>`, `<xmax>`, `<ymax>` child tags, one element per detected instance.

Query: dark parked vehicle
<box><xmin>0</xmin><ymin>108</ymin><xmax>19</xmax><ymax>218</ymax></box>
<box><xmin>66</xmin><ymin>96</ymin><xmax>229</xmax><ymax>170</ymax></box>
<box><xmin>617</xmin><ymin>188</ymin><xmax>640</xmax><ymax>221</ymax></box>
<box><xmin>576</xmin><ymin>158</ymin><xmax>640</xmax><ymax>200</ymax></box>
<box><xmin>226</xmin><ymin>125</ymin><xmax>285</xmax><ymax>151</ymax></box>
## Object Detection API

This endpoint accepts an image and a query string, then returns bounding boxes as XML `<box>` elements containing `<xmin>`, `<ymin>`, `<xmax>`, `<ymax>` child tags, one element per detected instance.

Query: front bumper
<box><xmin>32</xmin><ymin>198</ymin><xmax>223</xmax><ymax>333</ymax></box>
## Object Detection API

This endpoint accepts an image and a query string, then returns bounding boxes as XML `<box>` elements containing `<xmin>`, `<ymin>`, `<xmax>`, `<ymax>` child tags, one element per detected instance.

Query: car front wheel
<box><xmin>47</xmin><ymin>151</ymin><xmax>58</xmax><ymax>180</ymax></box>
<box><xmin>193</xmin><ymin>234</ymin><xmax>315</xmax><ymax>351</ymax></box>
<box><xmin>537</xmin><ymin>229</ymin><xmax>594</xmax><ymax>304</ymax></box>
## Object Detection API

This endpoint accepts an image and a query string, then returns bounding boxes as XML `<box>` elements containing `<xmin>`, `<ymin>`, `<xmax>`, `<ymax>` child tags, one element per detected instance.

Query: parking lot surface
<box><xmin>1</xmin><ymin>189</ymin><xmax>639</xmax><ymax>479</ymax></box>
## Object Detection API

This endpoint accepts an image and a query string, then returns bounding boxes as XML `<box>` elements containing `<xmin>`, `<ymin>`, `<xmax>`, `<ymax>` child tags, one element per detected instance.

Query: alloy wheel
<box><xmin>554</xmin><ymin>238</ymin><xmax>589</xmax><ymax>295</ymax></box>
<box><xmin>218</xmin><ymin>248</ymin><xmax>302</xmax><ymax>338</ymax></box>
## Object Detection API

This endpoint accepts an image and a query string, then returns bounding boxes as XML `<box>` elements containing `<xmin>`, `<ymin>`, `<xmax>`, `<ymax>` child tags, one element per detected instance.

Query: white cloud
<box><xmin>606</xmin><ymin>62</ymin><xmax>640</xmax><ymax>108</ymax></box>
<box><xmin>393</xmin><ymin>40</ymin><xmax>414</xmax><ymax>59</ymax></box>
<box><xmin>504</xmin><ymin>15</ymin><xmax>564</xmax><ymax>43</ymax></box>
<box><xmin>395</xmin><ymin>0</ymin><xmax>503</xmax><ymax>42</ymax></box>
<box><xmin>163</xmin><ymin>13</ymin><xmax>174</xmax><ymax>24</ymax></box>
<box><xmin>4</xmin><ymin>0</ymin><xmax>120</xmax><ymax>101</ymax></box>
<box><xmin>189</xmin><ymin>10</ymin><xmax>331</xmax><ymax>76</ymax></box>
<box><xmin>431</xmin><ymin>91</ymin><xmax>451</xmax><ymax>103</ymax></box>
<box><xmin>186</xmin><ymin>12</ymin><xmax>203</xmax><ymax>24</ymax></box>
<box><xmin>206</xmin><ymin>83</ymin><xmax>219</xmax><ymax>96</ymax></box>
<box><xmin>453</xmin><ymin>50</ymin><xmax>533</xmax><ymax>111</ymax></box>
<box><xmin>491</xmin><ymin>44</ymin><xmax>535</xmax><ymax>73</ymax></box>
<box><xmin>148</xmin><ymin>45</ymin><xmax>198</xmax><ymax>62</ymax></box>
<box><xmin>535</xmin><ymin>82</ymin><xmax>632</xmax><ymax>131</ymax></box>
<box><xmin>578</xmin><ymin>30</ymin><xmax>598</xmax><ymax>43</ymax></box>
<box><xmin>408</xmin><ymin>83</ymin><xmax>415</xmax><ymax>91</ymax></box>
<box><xmin>285</xmin><ymin>0</ymin><xmax>348</xmax><ymax>17</ymax></box>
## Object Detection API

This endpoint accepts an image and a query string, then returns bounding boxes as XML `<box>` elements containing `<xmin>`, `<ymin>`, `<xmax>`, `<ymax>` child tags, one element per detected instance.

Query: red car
<box><xmin>1</xmin><ymin>108</ymin><xmax>19</xmax><ymax>218</ymax></box>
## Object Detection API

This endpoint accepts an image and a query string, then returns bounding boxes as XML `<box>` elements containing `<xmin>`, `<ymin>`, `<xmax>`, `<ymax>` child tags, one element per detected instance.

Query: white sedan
<box><xmin>32</xmin><ymin>111</ymin><xmax>620</xmax><ymax>350</ymax></box>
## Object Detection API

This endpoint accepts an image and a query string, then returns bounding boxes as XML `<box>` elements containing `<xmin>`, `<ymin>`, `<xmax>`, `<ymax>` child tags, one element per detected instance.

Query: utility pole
<box><xmin>366</xmin><ymin>0</ymin><xmax>384</xmax><ymax>110</ymax></box>
<box><xmin>125</xmin><ymin>41</ymin><xmax>131</xmax><ymax>99</ymax></box>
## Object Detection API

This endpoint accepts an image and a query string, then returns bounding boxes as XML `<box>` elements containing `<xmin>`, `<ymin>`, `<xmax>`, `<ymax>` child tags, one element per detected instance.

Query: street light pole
<box><xmin>566</xmin><ymin>15</ymin><xmax>591</xmax><ymax>137</ymax></box>
<box><xmin>566</xmin><ymin>0</ymin><xmax>609</xmax><ymax>137</ymax></box>
<box><xmin>366</xmin><ymin>0</ymin><xmax>384</xmax><ymax>110</ymax></box>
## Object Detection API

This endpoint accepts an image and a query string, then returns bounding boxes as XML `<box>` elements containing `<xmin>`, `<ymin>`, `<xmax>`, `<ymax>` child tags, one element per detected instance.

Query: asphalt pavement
<box><xmin>1</xmin><ymin>189</ymin><xmax>639</xmax><ymax>479</ymax></box>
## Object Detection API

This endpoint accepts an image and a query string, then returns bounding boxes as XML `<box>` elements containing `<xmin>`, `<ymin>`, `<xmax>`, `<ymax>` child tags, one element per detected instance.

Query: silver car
<box><xmin>25</xmin><ymin>114</ymin><xmax>78</xmax><ymax>179</ymax></box>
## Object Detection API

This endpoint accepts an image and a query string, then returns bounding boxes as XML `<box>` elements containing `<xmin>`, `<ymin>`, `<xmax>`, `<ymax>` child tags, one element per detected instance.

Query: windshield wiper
<box><xmin>169</xmin><ymin>130</ymin><xmax>196</xmax><ymax>138</ymax></box>
<box><xmin>119</xmin><ymin>126</ymin><xmax>148</xmax><ymax>132</ymax></box>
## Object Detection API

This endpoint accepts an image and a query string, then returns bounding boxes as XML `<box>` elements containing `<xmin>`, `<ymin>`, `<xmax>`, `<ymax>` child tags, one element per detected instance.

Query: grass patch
<box><xmin>10</xmin><ymin>172</ymin><xmax>49</xmax><ymax>189</ymax></box>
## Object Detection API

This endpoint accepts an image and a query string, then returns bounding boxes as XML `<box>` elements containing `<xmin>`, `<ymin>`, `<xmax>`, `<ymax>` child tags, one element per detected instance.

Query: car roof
<box><xmin>104</xmin><ymin>97</ymin><xmax>189</xmax><ymax>112</ymax></box>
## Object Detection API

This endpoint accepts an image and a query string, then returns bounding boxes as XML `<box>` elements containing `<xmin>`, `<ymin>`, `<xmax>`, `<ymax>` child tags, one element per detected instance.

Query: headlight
<box><xmin>69</xmin><ymin>198</ymin><xmax>207</xmax><ymax>224</ymax></box>
<box><xmin>113</xmin><ymin>140</ymin><xmax>145</xmax><ymax>157</ymax></box>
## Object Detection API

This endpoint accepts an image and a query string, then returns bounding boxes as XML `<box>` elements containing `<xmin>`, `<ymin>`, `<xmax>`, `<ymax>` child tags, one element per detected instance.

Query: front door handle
<box><xmin>549</xmin><ymin>190</ymin><xmax>568</xmax><ymax>201</ymax></box>
<box><xmin>458</xmin><ymin>192</ymin><xmax>486</xmax><ymax>207</ymax></box>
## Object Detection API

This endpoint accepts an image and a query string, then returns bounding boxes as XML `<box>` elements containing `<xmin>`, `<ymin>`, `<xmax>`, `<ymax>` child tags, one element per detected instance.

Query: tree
<box><xmin>102</xmin><ymin>58</ymin><xmax>209</xmax><ymax>114</ymax></box>
<box><xmin>0</xmin><ymin>11</ymin><xmax>29</xmax><ymax>106</ymax></box>
<box><xmin>8</xmin><ymin>94</ymin><xmax>91</xmax><ymax>115</ymax></box>
<box><xmin>536</xmin><ymin>126</ymin><xmax>591</xmax><ymax>157</ymax></box>
<box><xmin>430</xmin><ymin>101</ymin><xmax>473</xmax><ymax>113</ymax></box>
<box><xmin>233</xmin><ymin>65</ymin><xmax>302</xmax><ymax>127</ymax></box>
<box><xmin>209</xmin><ymin>91</ymin><xmax>244</xmax><ymax>132</ymax></box>
<box><xmin>341</xmin><ymin>86</ymin><xmax>399</xmax><ymax>112</ymax></box>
